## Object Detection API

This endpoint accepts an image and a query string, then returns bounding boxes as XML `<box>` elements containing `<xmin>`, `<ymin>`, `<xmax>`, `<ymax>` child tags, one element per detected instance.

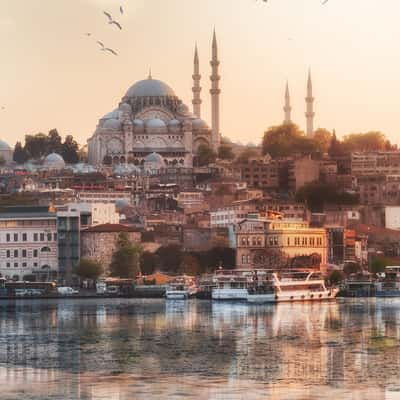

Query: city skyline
<box><xmin>1</xmin><ymin>0</ymin><xmax>400</xmax><ymax>147</ymax></box>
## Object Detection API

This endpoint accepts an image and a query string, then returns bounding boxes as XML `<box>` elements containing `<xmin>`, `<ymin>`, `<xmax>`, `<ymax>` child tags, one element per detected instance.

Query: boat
<box><xmin>376</xmin><ymin>266</ymin><xmax>400</xmax><ymax>297</ymax></box>
<box><xmin>272</xmin><ymin>271</ymin><xmax>339</xmax><ymax>302</ymax></box>
<box><xmin>211</xmin><ymin>269</ymin><xmax>338</xmax><ymax>303</ymax></box>
<box><xmin>165</xmin><ymin>276</ymin><xmax>197</xmax><ymax>300</ymax></box>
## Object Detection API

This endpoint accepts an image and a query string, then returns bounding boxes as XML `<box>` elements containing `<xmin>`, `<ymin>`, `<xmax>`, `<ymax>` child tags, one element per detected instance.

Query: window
<box><xmin>13</xmin><ymin>250</ymin><xmax>18</xmax><ymax>258</ymax></box>
<box><xmin>13</xmin><ymin>233</ymin><xmax>18</xmax><ymax>242</ymax></box>
<box><xmin>6</xmin><ymin>262</ymin><xmax>10</xmax><ymax>268</ymax></box>
<box><xmin>22</xmin><ymin>262</ymin><xmax>27</xmax><ymax>268</ymax></box>
<box><xmin>34</xmin><ymin>233</ymin><xmax>38</xmax><ymax>241</ymax></box>
<box><xmin>47</xmin><ymin>233</ymin><xmax>52</xmax><ymax>241</ymax></box>
<box><xmin>22</xmin><ymin>233</ymin><xmax>27</xmax><ymax>242</ymax></box>
<box><xmin>40</xmin><ymin>233</ymin><xmax>44</xmax><ymax>241</ymax></box>
<box><xmin>33</xmin><ymin>249</ymin><xmax>38</xmax><ymax>258</ymax></box>
<box><xmin>53</xmin><ymin>233</ymin><xmax>57</xmax><ymax>241</ymax></box>
<box><xmin>274</xmin><ymin>237</ymin><xmax>278</xmax><ymax>246</ymax></box>
<box><xmin>6</xmin><ymin>250</ymin><xmax>10</xmax><ymax>258</ymax></box>
<box><xmin>22</xmin><ymin>250</ymin><xmax>27</xmax><ymax>258</ymax></box>
<box><xmin>14</xmin><ymin>263</ymin><xmax>18</xmax><ymax>268</ymax></box>
<box><xmin>6</xmin><ymin>233</ymin><xmax>10</xmax><ymax>242</ymax></box>
<box><xmin>33</xmin><ymin>262</ymin><xmax>38</xmax><ymax>267</ymax></box>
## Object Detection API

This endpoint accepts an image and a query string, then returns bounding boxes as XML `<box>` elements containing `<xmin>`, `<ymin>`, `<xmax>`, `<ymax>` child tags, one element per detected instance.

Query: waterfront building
<box><xmin>80</xmin><ymin>223</ymin><xmax>141</xmax><ymax>273</ymax></box>
<box><xmin>87</xmin><ymin>32</ymin><xmax>221</xmax><ymax>167</ymax></box>
<box><xmin>235</xmin><ymin>218</ymin><xmax>327</xmax><ymax>269</ymax></box>
<box><xmin>0</xmin><ymin>206</ymin><xmax>58</xmax><ymax>281</ymax></box>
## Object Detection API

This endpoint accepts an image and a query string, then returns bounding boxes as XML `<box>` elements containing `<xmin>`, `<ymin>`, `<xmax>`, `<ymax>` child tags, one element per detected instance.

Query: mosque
<box><xmin>87</xmin><ymin>31</ymin><xmax>222</xmax><ymax>168</ymax></box>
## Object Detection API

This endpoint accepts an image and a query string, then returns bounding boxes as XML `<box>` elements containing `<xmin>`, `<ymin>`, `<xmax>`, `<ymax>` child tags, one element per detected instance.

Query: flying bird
<box><xmin>120</xmin><ymin>6</ymin><xmax>124</xmax><ymax>14</ymax></box>
<box><xmin>110</xmin><ymin>20</ymin><xmax>122</xmax><ymax>30</ymax></box>
<box><xmin>85</xmin><ymin>32</ymin><xmax>92</xmax><ymax>37</ymax></box>
<box><xmin>103</xmin><ymin>11</ymin><xmax>113</xmax><ymax>22</ymax></box>
<box><xmin>104</xmin><ymin>48</ymin><xmax>118</xmax><ymax>56</ymax></box>
<box><xmin>322</xmin><ymin>0</ymin><xmax>329</xmax><ymax>4</ymax></box>
<box><xmin>97</xmin><ymin>41</ymin><xmax>105</xmax><ymax>49</ymax></box>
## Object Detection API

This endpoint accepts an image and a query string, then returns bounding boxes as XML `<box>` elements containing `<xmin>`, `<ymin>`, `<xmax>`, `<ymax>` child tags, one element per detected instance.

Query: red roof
<box><xmin>82</xmin><ymin>223</ymin><xmax>139</xmax><ymax>233</ymax></box>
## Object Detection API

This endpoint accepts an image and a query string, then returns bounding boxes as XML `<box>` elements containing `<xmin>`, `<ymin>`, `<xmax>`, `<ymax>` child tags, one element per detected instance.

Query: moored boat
<box><xmin>165</xmin><ymin>276</ymin><xmax>197</xmax><ymax>300</ymax></box>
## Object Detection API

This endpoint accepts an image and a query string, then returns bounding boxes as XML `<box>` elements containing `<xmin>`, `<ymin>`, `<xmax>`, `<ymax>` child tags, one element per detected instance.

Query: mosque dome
<box><xmin>44</xmin><ymin>153</ymin><xmax>65</xmax><ymax>169</ymax></box>
<box><xmin>144</xmin><ymin>152</ymin><xmax>164</xmax><ymax>164</ymax></box>
<box><xmin>119</xmin><ymin>103</ymin><xmax>131</xmax><ymax>113</ymax></box>
<box><xmin>192</xmin><ymin>118</ymin><xmax>208</xmax><ymax>130</ymax></box>
<box><xmin>125</xmin><ymin>78</ymin><xmax>176</xmax><ymax>98</ymax></box>
<box><xmin>103</xmin><ymin>119</ymin><xmax>122</xmax><ymax>130</ymax></box>
<box><xmin>101</xmin><ymin>109</ymin><xmax>119</xmax><ymax>121</ymax></box>
<box><xmin>0</xmin><ymin>139</ymin><xmax>11</xmax><ymax>151</ymax></box>
<box><xmin>133</xmin><ymin>119</ymin><xmax>145</xmax><ymax>133</ymax></box>
<box><xmin>145</xmin><ymin>118</ymin><xmax>167</xmax><ymax>133</ymax></box>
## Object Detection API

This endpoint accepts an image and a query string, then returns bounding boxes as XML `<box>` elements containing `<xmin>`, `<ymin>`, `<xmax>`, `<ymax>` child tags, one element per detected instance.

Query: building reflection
<box><xmin>0</xmin><ymin>299</ymin><xmax>399</xmax><ymax>399</ymax></box>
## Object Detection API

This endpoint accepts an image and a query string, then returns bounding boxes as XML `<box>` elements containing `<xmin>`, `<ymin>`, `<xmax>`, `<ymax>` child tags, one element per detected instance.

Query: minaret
<box><xmin>192</xmin><ymin>43</ymin><xmax>202</xmax><ymax>118</ymax></box>
<box><xmin>305</xmin><ymin>69</ymin><xmax>315</xmax><ymax>137</ymax></box>
<box><xmin>210</xmin><ymin>29</ymin><xmax>221</xmax><ymax>149</ymax></box>
<box><xmin>283</xmin><ymin>81</ymin><xmax>292</xmax><ymax>124</ymax></box>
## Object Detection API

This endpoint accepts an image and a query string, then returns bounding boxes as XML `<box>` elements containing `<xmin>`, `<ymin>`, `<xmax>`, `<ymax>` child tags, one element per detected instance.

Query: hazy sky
<box><xmin>1</xmin><ymin>0</ymin><xmax>400</xmax><ymax>148</ymax></box>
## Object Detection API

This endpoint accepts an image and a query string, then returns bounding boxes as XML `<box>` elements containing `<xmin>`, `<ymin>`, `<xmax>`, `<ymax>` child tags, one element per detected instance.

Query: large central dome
<box><xmin>125</xmin><ymin>78</ymin><xmax>176</xmax><ymax>98</ymax></box>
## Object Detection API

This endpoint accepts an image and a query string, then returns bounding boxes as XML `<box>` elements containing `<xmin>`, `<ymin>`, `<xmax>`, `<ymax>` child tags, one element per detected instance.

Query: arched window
<box><xmin>41</xmin><ymin>246</ymin><xmax>51</xmax><ymax>253</ymax></box>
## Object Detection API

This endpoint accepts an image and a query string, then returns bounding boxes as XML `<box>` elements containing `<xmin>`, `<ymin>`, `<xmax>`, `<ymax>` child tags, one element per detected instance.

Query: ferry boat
<box><xmin>376</xmin><ymin>266</ymin><xmax>400</xmax><ymax>297</ymax></box>
<box><xmin>211</xmin><ymin>269</ymin><xmax>338</xmax><ymax>303</ymax></box>
<box><xmin>272</xmin><ymin>271</ymin><xmax>339</xmax><ymax>302</ymax></box>
<box><xmin>165</xmin><ymin>276</ymin><xmax>197</xmax><ymax>300</ymax></box>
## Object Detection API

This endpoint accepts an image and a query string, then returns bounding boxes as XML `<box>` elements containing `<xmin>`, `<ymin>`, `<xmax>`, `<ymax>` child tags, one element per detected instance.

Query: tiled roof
<box><xmin>82</xmin><ymin>223</ymin><xmax>139</xmax><ymax>233</ymax></box>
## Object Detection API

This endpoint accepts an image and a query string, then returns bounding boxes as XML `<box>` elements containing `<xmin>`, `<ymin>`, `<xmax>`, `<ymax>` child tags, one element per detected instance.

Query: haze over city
<box><xmin>1</xmin><ymin>0</ymin><xmax>400</xmax><ymax>147</ymax></box>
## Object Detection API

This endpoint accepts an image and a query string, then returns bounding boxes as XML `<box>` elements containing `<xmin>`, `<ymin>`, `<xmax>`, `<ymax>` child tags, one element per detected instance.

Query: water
<box><xmin>0</xmin><ymin>298</ymin><xmax>400</xmax><ymax>400</ymax></box>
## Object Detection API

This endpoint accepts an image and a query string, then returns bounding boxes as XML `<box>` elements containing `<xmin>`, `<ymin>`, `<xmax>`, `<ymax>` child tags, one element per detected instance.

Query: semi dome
<box><xmin>145</xmin><ymin>118</ymin><xmax>167</xmax><ymax>133</ymax></box>
<box><xmin>133</xmin><ymin>119</ymin><xmax>145</xmax><ymax>133</ymax></box>
<box><xmin>192</xmin><ymin>118</ymin><xmax>208</xmax><ymax>130</ymax></box>
<box><xmin>101</xmin><ymin>109</ymin><xmax>119</xmax><ymax>121</ymax></box>
<box><xmin>0</xmin><ymin>139</ymin><xmax>11</xmax><ymax>151</ymax></box>
<box><xmin>125</xmin><ymin>78</ymin><xmax>176</xmax><ymax>98</ymax></box>
<box><xmin>119</xmin><ymin>103</ymin><xmax>131</xmax><ymax>113</ymax></box>
<box><xmin>103</xmin><ymin>119</ymin><xmax>122</xmax><ymax>130</ymax></box>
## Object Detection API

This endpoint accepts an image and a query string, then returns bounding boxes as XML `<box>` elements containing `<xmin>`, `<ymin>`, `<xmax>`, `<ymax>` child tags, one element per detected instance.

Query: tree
<box><xmin>343</xmin><ymin>262</ymin><xmax>361</xmax><ymax>276</ymax></box>
<box><xmin>47</xmin><ymin>129</ymin><xmax>63</xmax><ymax>154</ymax></box>
<box><xmin>180</xmin><ymin>254</ymin><xmax>201</xmax><ymax>275</ymax></box>
<box><xmin>217</xmin><ymin>145</ymin><xmax>235</xmax><ymax>160</ymax></box>
<box><xmin>61</xmin><ymin>135</ymin><xmax>79</xmax><ymax>164</ymax></box>
<box><xmin>13</xmin><ymin>141</ymin><xmax>29</xmax><ymax>164</ymax></box>
<box><xmin>369</xmin><ymin>256</ymin><xmax>397</xmax><ymax>274</ymax></box>
<box><xmin>140</xmin><ymin>251</ymin><xmax>159</xmax><ymax>275</ymax></box>
<box><xmin>235</xmin><ymin>148</ymin><xmax>258</xmax><ymax>163</ymax></box>
<box><xmin>313</xmin><ymin>128</ymin><xmax>332</xmax><ymax>154</ymax></box>
<box><xmin>342</xmin><ymin>131</ymin><xmax>387</xmax><ymax>152</ymax></box>
<box><xmin>196</xmin><ymin>144</ymin><xmax>216</xmax><ymax>166</ymax></box>
<box><xmin>155</xmin><ymin>245</ymin><xmax>183</xmax><ymax>273</ymax></box>
<box><xmin>327</xmin><ymin>270</ymin><xmax>344</xmax><ymax>285</ymax></box>
<box><xmin>262</xmin><ymin>123</ymin><xmax>316</xmax><ymax>158</ymax></box>
<box><xmin>75</xmin><ymin>259</ymin><xmax>104</xmax><ymax>280</ymax></box>
<box><xmin>24</xmin><ymin>133</ymin><xmax>48</xmax><ymax>159</ymax></box>
<box><xmin>109</xmin><ymin>232</ymin><xmax>142</xmax><ymax>278</ymax></box>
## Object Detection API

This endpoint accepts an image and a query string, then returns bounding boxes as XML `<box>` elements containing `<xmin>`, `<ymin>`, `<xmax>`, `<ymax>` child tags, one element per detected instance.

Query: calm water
<box><xmin>0</xmin><ymin>299</ymin><xmax>400</xmax><ymax>400</ymax></box>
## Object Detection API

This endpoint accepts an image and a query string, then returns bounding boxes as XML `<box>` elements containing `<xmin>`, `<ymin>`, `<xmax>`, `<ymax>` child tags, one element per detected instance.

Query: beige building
<box><xmin>235</xmin><ymin>218</ymin><xmax>327</xmax><ymax>269</ymax></box>
<box><xmin>80</xmin><ymin>224</ymin><xmax>141</xmax><ymax>273</ymax></box>
<box><xmin>351</xmin><ymin>152</ymin><xmax>400</xmax><ymax>176</ymax></box>
<box><xmin>288</xmin><ymin>157</ymin><xmax>320</xmax><ymax>192</ymax></box>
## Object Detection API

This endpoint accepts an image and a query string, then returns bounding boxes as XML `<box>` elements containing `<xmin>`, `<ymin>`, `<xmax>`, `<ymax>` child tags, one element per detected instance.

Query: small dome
<box><xmin>125</xmin><ymin>78</ymin><xmax>176</xmax><ymax>98</ymax></box>
<box><xmin>44</xmin><ymin>153</ymin><xmax>65</xmax><ymax>169</ymax></box>
<box><xmin>192</xmin><ymin>118</ymin><xmax>208</xmax><ymax>130</ymax></box>
<box><xmin>0</xmin><ymin>139</ymin><xmax>11</xmax><ymax>151</ymax></box>
<box><xmin>133</xmin><ymin>119</ymin><xmax>145</xmax><ymax>133</ymax></box>
<box><xmin>146</xmin><ymin>118</ymin><xmax>166</xmax><ymax>129</ymax></box>
<box><xmin>101</xmin><ymin>109</ymin><xmax>119</xmax><ymax>121</ymax></box>
<box><xmin>169</xmin><ymin>119</ymin><xmax>181</xmax><ymax>126</ymax></box>
<box><xmin>119</xmin><ymin>103</ymin><xmax>131</xmax><ymax>113</ymax></box>
<box><xmin>144</xmin><ymin>152</ymin><xmax>164</xmax><ymax>163</ymax></box>
<box><xmin>103</xmin><ymin>119</ymin><xmax>122</xmax><ymax>130</ymax></box>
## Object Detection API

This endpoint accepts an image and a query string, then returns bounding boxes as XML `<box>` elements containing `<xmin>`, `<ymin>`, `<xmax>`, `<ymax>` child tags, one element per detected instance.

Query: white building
<box><xmin>385</xmin><ymin>206</ymin><xmax>400</xmax><ymax>230</ymax></box>
<box><xmin>0</xmin><ymin>206</ymin><xmax>58</xmax><ymax>281</ymax></box>
<box><xmin>65</xmin><ymin>202</ymin><xmax>119</xmax><ymax>227</ymax></box>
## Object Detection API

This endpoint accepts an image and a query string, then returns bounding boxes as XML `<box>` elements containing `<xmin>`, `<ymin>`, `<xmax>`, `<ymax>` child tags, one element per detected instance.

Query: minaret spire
<box><xmin>192</xmin><ymin>43</ymin><xmax>202</xmax><ymax>118</ymax></box>
<box><xmin>284</xmin><ymin>81</ymin><xmax>292</xmax><ymax>124</ymax></box>
<box><xmin>305</xmin><ymin>68</ymin><xmax>315</xmax><ymax>137</ymax></box>
<box><xmin>210</xmin><ymin>29</ymin><xmax>221</xmax><ymax>150</ymax></box>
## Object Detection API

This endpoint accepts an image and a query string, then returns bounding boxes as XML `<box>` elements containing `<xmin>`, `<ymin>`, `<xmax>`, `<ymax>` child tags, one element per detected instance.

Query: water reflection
<box><xmin>0</xmin><ymin>298</ymin><xmax>399</xmax><ymax>399</ymax></box>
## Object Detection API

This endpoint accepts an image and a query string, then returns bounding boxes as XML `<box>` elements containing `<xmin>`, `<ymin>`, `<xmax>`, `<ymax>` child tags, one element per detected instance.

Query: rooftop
<box><xmin>82</xmin><ymin>223</ymin><xmax>140</xmax><ymax>233</ymax></box>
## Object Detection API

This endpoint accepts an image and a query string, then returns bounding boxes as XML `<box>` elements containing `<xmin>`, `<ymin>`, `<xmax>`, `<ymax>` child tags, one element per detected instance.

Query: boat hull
<box><xmin>165</xmin><ymin>290</ymin><xmax>189</xmax><ymax>300</ymax></box>
<box><xmin>275</xmin><ymin>289</ymin><xmax>339</xmax><ymax>302</ymax></box>
<box><xmin>212</xmin><ymin>288</ymin><xmax>248</xmax><ymax>300</ymax></box>
<box><xmin>247</xmin><ymin>293</ymin><xmax>275</xmax><ymax>304</ymax></box>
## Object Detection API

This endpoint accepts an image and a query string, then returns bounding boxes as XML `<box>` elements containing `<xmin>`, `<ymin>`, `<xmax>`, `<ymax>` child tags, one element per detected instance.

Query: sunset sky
<box><xmin>1</xmin><ymin>0</ymin><xmax>400</xmax><ymax>147</ymax></box>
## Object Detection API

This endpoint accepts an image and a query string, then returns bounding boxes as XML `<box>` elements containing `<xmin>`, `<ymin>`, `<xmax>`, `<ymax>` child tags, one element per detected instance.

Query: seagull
<box><xmin>120</xmin><ymin>6</ymin><xmax>124</xmax><ymax>14</ymax></box>
<box><xmin>104</xmin><ymin>48</ymin><xmax>118</xmax><ymax>56</ymax></box>
<box><xmin>110</xmin><ymin>20</ymin><xmax>122</xmax><ymax>30</ymax></box>
<box><xmin>96</xmin><ymin>41</ymin><xmax>105</xmax><ymax>49</ymax></box>
<box><xmin>103</xmin><ymin>11</ymin><xmax>113</xmax><ymax>22</ymax></box>
<box><xmin>85</xmin><ymin>32</ymin><xmax>92</xmax><ymax>37</ymax></box>
<box><xmin>1</xmin><ymin>107</ymin><xmax>5</xmax><ymax>110</ymax></box>
<box><xmin>322</xmin><ymin>0</ymin><xmax>329</xmax><ymax>4</ymax></box>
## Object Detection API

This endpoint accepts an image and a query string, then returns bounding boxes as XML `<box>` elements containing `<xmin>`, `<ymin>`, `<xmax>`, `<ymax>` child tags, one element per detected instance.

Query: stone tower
<box><xmin>284</xmin><ymin>81</ymin><xmax>292</xmax><ymax>124</ymax></box>
<box><xmin>192</xmin><ymin>43</ymin><xmax>202</xmax><ymax>118</ymax></box>
<box><xmin>305</xmin><ymin>69</ymin><xmax>315</xmax><ymax>137</ymax></box>
<box><xmin>210</xmin><ymin>29</ymin><xmax>221</xmax><ymax>150</ymax></box>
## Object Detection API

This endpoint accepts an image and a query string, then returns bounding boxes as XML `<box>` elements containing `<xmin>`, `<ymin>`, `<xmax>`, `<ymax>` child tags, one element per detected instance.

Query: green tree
<box><xmin>343</xmin><ymin>131</ymin><xmax>387</xmax><ymax>152</ymax></box>
<box><xmin>24</xmin><ymin>133</ymin><xmax>48</xmax><ymax>159</ymax></box>
<box><xmin>217</xmin><ymin>145</ymin><xmax>235</xmax><ymax>160</ymax></box>
<box><xmin>180</xmin><ymin>254</ymin><xmax>201</xmax><ymax>275</ymax></box>
<box><xmin>140</xmin><ymin>251</ymin><xmax>159</xmax><ymax>275</ymax></box>
<box><xmin>61</xmin><ymin>135</ymin><xmax>79</xmax><ymax>164</ymax></box>
<box><xmin>343</xmin><ymin>262</ymin><xmax>361</xmax><ymax>276</ymax></box>
<box><xmin>109</xmin><ymin>232</ymin><xmax>142</xmax><ymax>278</ymax></box>
<box><xmin>328</xmin><ymin>270</ymin><xmax>345</xmax><ymax>285</ymax></box>
<box><xmin>47</xmin><ymin>129</ymin><xmax>63</xmax><ymax>154</ymax></box>
<box><xmin>155</xmin><ymin>245</ymin><xmax>183</xmax><ymax>273</ymax></box>
<box><xmin>13</xmin><ymin>142</ymin><xmax>29</xmax><ymax>164</ymax></box>
<box><xmin>235</xmin><ymin>148</ymin><xmax>259</xmax><ymax>163</ymax></box>
<box><xmin>75</xmin><ymin>259</ymin><xmax>104</xmax><ymax>280</ymax></box>
<box><xmin>262</xmin><ymin>123</ymin><xmax>316</xmax><ymax>158</ymax></box>
<box><xmin>369</xmin><ymin>256</ymin><xmax>397</xmax><ymax>274</ymax></box>
<box><xmin>196</xmin><ymin>144</ymin><xmax>216</xmax><ymax>166</ymax></box>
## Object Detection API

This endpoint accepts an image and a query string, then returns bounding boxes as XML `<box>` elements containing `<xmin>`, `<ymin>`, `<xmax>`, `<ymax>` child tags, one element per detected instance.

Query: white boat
<box><xmin>165</xmin><ymin>276</ymin><xmax>197</xmax><ymax>300</ymax></box>
<box><xmin>272</xmin><ymin>271</ymin><xmax>339</xmax><ymax>302</ymax></box>
<box><xmin>211</xmin><ymin>269</ymin><xmax>338</xmax><ymax>303</ymax></box>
